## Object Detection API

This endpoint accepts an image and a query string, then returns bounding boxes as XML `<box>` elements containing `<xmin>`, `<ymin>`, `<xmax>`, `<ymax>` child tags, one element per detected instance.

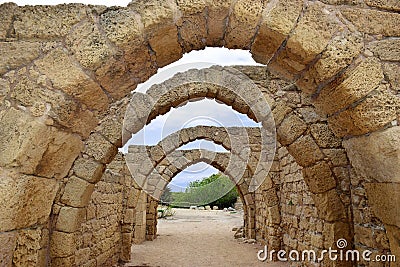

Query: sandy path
<box><xmin>126</xmin><ymin>208</ymin><xmax>288</xmax><ymax>267</ymax></box>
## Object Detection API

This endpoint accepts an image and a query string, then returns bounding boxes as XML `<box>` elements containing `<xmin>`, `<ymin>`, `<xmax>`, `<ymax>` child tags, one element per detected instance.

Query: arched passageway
<box><xmin>0</xmin><ymin>1</ymin><xmax>399</xmax><ymax>265</ymax></box>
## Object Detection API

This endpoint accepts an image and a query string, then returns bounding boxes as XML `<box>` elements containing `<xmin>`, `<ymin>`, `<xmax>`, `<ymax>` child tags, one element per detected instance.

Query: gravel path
<box><xmin>126</xmin><ymin>208</ymin><xmax>288</xmax><ymax>267</ymax></box>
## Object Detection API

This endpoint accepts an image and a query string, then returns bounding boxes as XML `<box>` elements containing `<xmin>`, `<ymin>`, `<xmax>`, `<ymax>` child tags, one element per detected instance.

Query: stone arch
<box><xmin>1</xmin><ymin>1</ymin><xmax>399</xmax><ymax>263</ymax></box>
<box><xmin>128</xmin><ymin>149</ymin><xmax>259</xmax><ymax>239</ymax></box>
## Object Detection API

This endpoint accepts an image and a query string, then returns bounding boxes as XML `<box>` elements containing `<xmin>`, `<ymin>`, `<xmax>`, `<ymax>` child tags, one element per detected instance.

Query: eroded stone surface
<box><xmin>0</xmin><ymin>170</ymin><xmax>58</xmax><ymax>231</ymax></box>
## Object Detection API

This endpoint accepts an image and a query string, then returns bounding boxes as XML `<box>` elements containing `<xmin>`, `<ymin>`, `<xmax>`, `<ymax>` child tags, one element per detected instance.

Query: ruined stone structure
<box><xmin>0</xmin><ymin>0</ymin><xmax>399</xmax><ymax>266</ymax></box>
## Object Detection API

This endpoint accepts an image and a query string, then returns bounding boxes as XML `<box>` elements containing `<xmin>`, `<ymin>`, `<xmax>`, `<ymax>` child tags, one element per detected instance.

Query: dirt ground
<box><xmin>126</xmin><ymin>208</ymin><xmax>289</xmax><ymax>267</ymax></box>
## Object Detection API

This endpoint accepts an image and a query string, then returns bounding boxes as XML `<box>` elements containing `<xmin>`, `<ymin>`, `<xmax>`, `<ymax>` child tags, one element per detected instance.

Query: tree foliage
<box><xmin>172</xmin><ymin>173</ymin><xmax>238</xmax><ymax>208</ymax></box>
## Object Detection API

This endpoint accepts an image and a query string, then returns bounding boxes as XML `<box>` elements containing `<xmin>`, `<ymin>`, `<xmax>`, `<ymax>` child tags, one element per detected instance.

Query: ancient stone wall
<box><xmin>1</xmin><ymin>0</ymin><xmax>400</xmax><ymax>262</ymax></box>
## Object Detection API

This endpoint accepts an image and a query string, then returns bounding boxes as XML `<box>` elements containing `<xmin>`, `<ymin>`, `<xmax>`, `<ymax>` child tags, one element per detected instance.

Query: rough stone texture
<box><xmin>277</xmin><ymin>114</ymin><xmax>307</xmax><ymax>146</ymax></box>
<box><xmin>365</xmin><ymin>0</ymin><xmax>400</xmax><ymax>11</ymax></box>
<box><xmin>297</xmin><ymin>33</ymin><xmax>363</xmax><ymax>95</ymax></box>
<box><xmin>225</xmin><ymin>0</ymin><xmax>264</xmax><ymax>49</ymax></box>
<box><xmin>0</xmin><ymin>232</ymin><xmax>17</xmax><ymax>267</ymax></box>
<box><xmin>66</xmin><ymin>19</ymin><xmax>113</xmax><ymax>70</ymax></box>
<box><xmin>343</xmin><ymin>126</ymin><xmax>400</xmax><ymax>183</ymax></box>
<box><xmin>204</xmin><ymin>0</ymin><xmax>232</xmax><ymax>46</ymax></box>
<box><xmin>341</xmin><ymin>7</ymin><xmax>400</xmax><ymax>36</ymax></box>
<box><xmin>269</xmin><ymin>2</ymin><xmax>341</xmax><ymax>79</ymax></box>
<box><xmin>287</xmin><ymin>135</ymin><xmax>324</xmax><ymax>167</ymax></box>
<box><xmin>0</xmin><ymin>170</ymin><xmax>58</xmax><ymax>231</ymax></box>
<box><xmin>60</xmin><ymin>176</ymin><xmax>95</xmax><ymax>208</ymax></box>
<box><xmin>329</xmin><ymin>86</ymin><xmax>400</xmax><ymax>137</ymax></box>
<box><xmin>303</xmin><ymin>161</ymin><xmax>337</xmax><ymax>194</ymax></box>
<box><xmin>34</xmin><ymin>48</ymin><xmax>109</xmax><ymax>111</ymax></box>
<box><xmin>315</xmin><ymin>57</ymin><xmax>384</xmax><ymax>115</ymax></box>
<box><xmin>365</xmin><ymin>183</ymin><xmax>400</xmax><ymax>227</ymax></box>
<box><xmin>0</xmin><ymin>41</ymin><xmax>41</xmax><ymax>75</ymax></box>
<box><xmin>368</xmin><ymin>39</ymin><xmax>400</xmax><ymax>61</ymax></box>
<box><xmin>12</xmin><ymin>4</ymin><xmax>91</xmax><ymax>39</ymax></box>
<box><xmin>383</xmin><ymin>63</ymin><xmax>400</xmax><ymax>94</ymax></box>
<box><xmin>251</xmin><ymin>0</ymin><xmax>303</xmax><ymax>64</ymax></box>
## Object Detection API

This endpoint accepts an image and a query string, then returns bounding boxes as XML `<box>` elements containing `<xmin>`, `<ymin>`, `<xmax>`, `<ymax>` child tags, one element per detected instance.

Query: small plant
<box><xmin>158</xmin><ymin>205</ymin><xmax>175</xmax><ymax>219</ymax></box>
<box><xmin>288</xmin><ymin>199</ymin><xmax>293</xmax><ymax>206</ymax></box>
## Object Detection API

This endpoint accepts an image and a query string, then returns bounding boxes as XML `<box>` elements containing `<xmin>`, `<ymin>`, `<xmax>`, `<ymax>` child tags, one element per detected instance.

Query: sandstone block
<box><xmin>366</xmin><ymin>0</ymin><xmax>400</xmax><ymax>11</ymax></box>
<box><xmin>368</xmin><ymin>39</ymin><xmax>400</xmax><ymax>61</ymax></box>
<box><xmin>56</xmin><ymin>207</ymin><xmax>85</xmax><ymax>233</ymax></box>
<box><xmin>34</xmin><ymin>48</ymin><xmax>109</xmax><ymax>111</ymax></box>
<box><xmin>0</xmin><ymin>41</ymin><xmax>41</xmax><ymax>75</ymax></box>
<box><xmin>225</xmin><ymin>0</ymin><xmax>263</xmax><ymax>49</ymax></box>
<box><xmin>50</xmin><ymin>231</ymin><xmax>76</xmax><ymax>258</ymax></box>
<box><xmin>365</xmin><ymin>183</ymin><xmax>400</xmax><ymax>227</ymax></box>
<box><xmin>35</xmin><ymin>130</ymin><xmax>83</xmax><ymax>179</ymax></box>
<box><xmin>343</xmin><ymin>126</ymin><xmax>400</xmax><ymax>183</ymax></box>
<box><xmin>66</xmin><ymin>19</ymin><xmax>112</xmax><ymax>70</ymax></box>
<box><xmin>251</xmin><ymin>0</ymin><xmax>303</xmax><ymax>64</ymax></box>
<box><xmin>277</xmin><ymin>114</ymin><xmax>307</xmax><ymax>146</ymax></box>
<box><xmin>204</xmin><ymin>0</ymin><xmax>232</xmax><ymax>46</ymax></box>
<box><xmin>0</xmin><ymin>3</ymin><xmax>17</xmax><ymax>39</ymax></box>
<box><xmin>288</xmin><ymin>135</ymin><xmax>325</xmax><ymax>167</ymax></box>
<box><xmin>0</xmin><ymin>232</ymin><xmax>17</xmax><ymax>267</ymax></box>
<box><xmin>314</xmin><ymin>58</ymin><xmax>384</xmax><ymax>115</ymax></box>
<box><xmin>385</xmin><ymin>225</ymin><xmax>400</xmax><ymax>263</ymax></box>
<box><xmin>61</xmin><ymin>176</ymin><xmax>95</xmax><ymax>208</ymax></box>
<box><xmin>73</xmin><ymin>157</ymin><xmax>105</xmax><ymax>183</ymax></box>
<box><xmin>269</xmin><ymin>2</ymin><xmax>341</xmax><ymax>79</ymax></box>
<box><xmin>0</xmin><ymin>170</ymin><xmax>58</xmax><ymax>231</ymax></box>
<box><xmin>311</xmin><ymin>189</ymin><xmax>346</xmax><ymax>222</ymax></box>
<box><xmin>328</xmin><ymin>86</ymin><xmax>399</xmax><ymax>137</ymax></box>
<box><xmin>130</xmin><ymin>0</ymin><xmax>182</xmax><ymax>67</ymax></box>
<box><xmin>85</xmin><ymin>133</ymin><xmax>118</xmax><ymax>164</ymax></box>
<box><xmin>310</xmin><ymin>123</ymin><xmax>342</xmax><ymax>148</ymax></box>
<box><xmin>297</xmin><ymin>32</ymin><xmax>363</xmax><ymax>95</ymax></box>
<box><xmin>0</xmin><ymin>108</ymin><xmax>52</xmax><ymax>174</ymax></box>
<box><xmin>341</xmin><ymin>7</ymin><xmax>400</xmax><ymax>36</ymax></box>
<box><xmin>383</xmin><ymin>63</ymin><xmax>400</xmax><ymax>93</ymax></box>
<box><xmin>303</xmin><ymin>161</ymin><xmax>336</xmax><ymax>194</ymax></box>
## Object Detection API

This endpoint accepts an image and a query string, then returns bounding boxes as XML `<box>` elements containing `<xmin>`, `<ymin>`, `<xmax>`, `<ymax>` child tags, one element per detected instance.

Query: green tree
<box><xmin>172</xmin><ymin>173</ymin><xmax>239</xmax><ymax>208</ymax></box>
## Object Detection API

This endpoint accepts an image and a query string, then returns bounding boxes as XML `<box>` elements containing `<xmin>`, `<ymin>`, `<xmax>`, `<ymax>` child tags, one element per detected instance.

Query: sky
<box><xmin>3</xmin><ymin>0</ymin><xmax>264</xmax><ymax>191</ymax></box>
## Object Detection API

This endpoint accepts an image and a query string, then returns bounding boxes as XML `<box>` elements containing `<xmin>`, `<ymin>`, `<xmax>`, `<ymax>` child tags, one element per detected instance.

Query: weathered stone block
<box><xmin>341</xmin><ymin>7</ymin><xmax>400</xmax><ymax>36</ymax></box>
<box><xmin>329</xmin><ymin>86</ymin><xmax>399</xmax><ymax>137</ymax></box>
<box><xmin>288</xmin><ymin>135</ymin><xmax>325</xmax><ymax>167</ymax></box>
<box><xmin>251</xmin><ymin>0</ymin><xmax>303</xmax><ymax>64</ymax></box>
<box><xmin>56</xmin><ymin>207</ymin><xmax>85</xmax><ymax>233</ymax></box>
<box><xmin>85</xmin><ymin>133</ymin><xmax>118</xmax><ymax>164</ymax></box>
<box><xmin>365</xmin><ymin>183</ymin><xmax>400</xmax><ymax>227</ymax></box>
<box><xmin>303</xmin><ymin>161</ymin><xmax>336</xmax><ymax>194</ymax></box>
<box><xmin>73</xmin><ymin>157</ymin><xmax>105</xmax><ymax>183</ymax></box>
<box><xmin>314</xmin><ymin>58</ymin><xmax>384</xmax><ymax>115</ymax></box>
<box><xmin>269</xmin><ymin>2</ymin><xmax>341</xmax><ymax>79</ymax></box>
<box><xmin>61</xmin><ymin>176</ymin><xmax>95</xmax><ymax>208</ymax></box>
<box><xmin>34</xmin><ymin>48</ymin><xmax>109</xmax><ymax>111</ymax></box>
<box><xmin>277</xmin><ymin>114</ymin><xmax>307</xmax><ymax>146</ymax></box>
<box><xmin>0</xmin><ymin>170</ymin><xmax>58</xmax><ymax>231</ymax></box>
<box><xmin>35</xmin><ymin>130</ymin><xmax>83</xmax><ymax>179</ymax></box>
<box><xmin>205</xmin><ymin>0</ymin><xmax>232</xmax><ymax>46</ymax></box>
<box><xmin>0</xmin><ymin>108</ymin><xmax>51</xmax><ymax>173</ymax></box>
<box><xmin>225</xmin><ymin>0</ymin><xmax>263</xmax><ymax>49</ymax></box>
<box><xmin>310</xmin><ymin>123</ymin><xmax>342</xmax><ymax>148</ymax></box>
<box><xmin>311</xmin><ymin>189</ymin><xmax>346</xmax><ymax>222</ymax></box>
<box><xmin>13</xmin><ymin>5</ymin><xmax>93</xmax><ymax>39</ymax></box>
<box><xmin>66</xmin><ymin>19</ymin><xmax>113</xmax><ymax>70</ymax></box>
<box><xmin>0</xmin><ymin>232</ymin><xmax>17</xmax><ymax>267</ymax></box>
<box><xmin>50</xmin><ymin>231</ymin><xmax>76</xmax><ymax>258</ymax></box>
<box><xmin>0</xmin><ymin>41</ymin><xmax>41</xmax><ymax>75</ymax></box>
<box><xmin>343</xmin><ymin>126</ymin><xmax>400</xmax><ymax>183</ymax></box>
